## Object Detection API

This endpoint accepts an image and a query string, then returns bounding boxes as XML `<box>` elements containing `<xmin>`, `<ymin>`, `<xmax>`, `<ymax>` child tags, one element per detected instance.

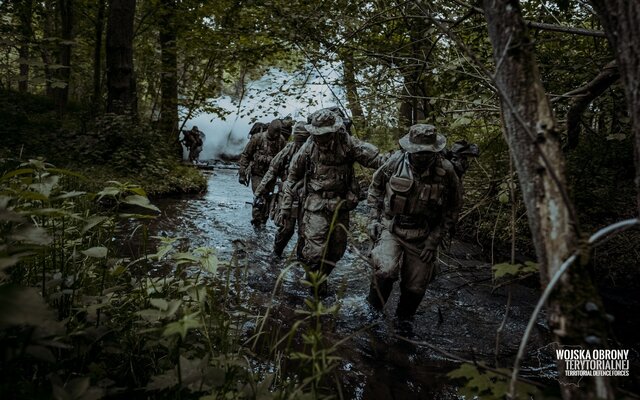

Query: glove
<box><xmin>419</xmin><ymin>247</ymin><xmax>436</xmax><ymax>263</ymax></box>
<box><xmin>254</xmin><ymin>195</ymin><xmax>266</xmax><ymax>209</ymax></box>
<box><xmin>239</xmin><ymin>172</ymin><xmax>248</xmax><ymax>186</ymax></box>
<box><xmin>275</xmin><ymin>209</ymin><xmax>291</xmax><ymax>227</ymax></box>
<box><xmin>367</xmin><ymin>221</ymin><xmax>383</xmax><ymax>241</ymax></box>
<box><xmin>419</xmin><ymin>235</ymin><xmax>441</xmax><ymax>262</ymax></box>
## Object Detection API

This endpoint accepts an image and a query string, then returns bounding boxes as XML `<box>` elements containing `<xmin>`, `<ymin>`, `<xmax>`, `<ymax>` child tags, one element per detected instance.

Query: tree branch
<box><xmin>564</xmin><ymin>60</ymin><xmax>620</xmax><ymax>150</ymax></box>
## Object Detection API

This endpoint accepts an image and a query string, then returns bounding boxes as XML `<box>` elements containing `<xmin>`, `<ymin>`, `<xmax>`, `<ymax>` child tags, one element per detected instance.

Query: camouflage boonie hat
<box><xmin>399</xmin><ymin>124</ymin><xmax>446</xmax><ymax>153</ymax></box>
<box><xmin>293</xmin><ymin>121</ymin><xmax>309</xmax><ymax>136</ymax></box>
<box><xmin>305</xmin><ymin>109</ymin><xmax>343</xmax><ymax>136</ymax></box>
<box><xmin>268</xmin><ymin>119</ymin><xmax>283</xmax><ymax>135</ymax></box>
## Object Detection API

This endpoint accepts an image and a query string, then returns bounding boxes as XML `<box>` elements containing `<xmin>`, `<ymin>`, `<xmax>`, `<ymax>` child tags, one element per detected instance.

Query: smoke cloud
<box><xmin>181</xmin><ymin>64</ymin><xmax>346</xmax><ymax>161</ymax></box>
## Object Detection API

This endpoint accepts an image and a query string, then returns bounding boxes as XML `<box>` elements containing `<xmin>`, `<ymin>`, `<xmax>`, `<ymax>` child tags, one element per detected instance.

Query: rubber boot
<box><xmin>367</xmin><ymin>278</ymin><xmax>394</xmax><ymax>310</ymax></box>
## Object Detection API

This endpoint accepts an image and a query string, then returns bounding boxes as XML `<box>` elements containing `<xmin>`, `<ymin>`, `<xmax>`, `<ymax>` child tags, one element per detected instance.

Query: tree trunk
<box><xmin>398</xmin><ymin>71</ymin><xmax>428</xmax><ymax>130</ymax></box>
<box><xmin>55</xmin><ymin>0</ymin><xmax>73</xmax><ymax>114</ymax></box>
<box><xmin>92</xmin><ymin>0</ymin><xmax>106</xmax><ymax>112</ymax></box>
<box><xmin>340</xmin><ymin>50</ymin><xmax>366</xmax><ymax>129</ymax></box>
<box><xmin>106</xmin><ymin>0</ymin><xmax>137</xmax><ymax>116</ymax></box>
<box><xmin>589</xmin><ymin>1</ymin><xmax>640</xmax><ymax>214</ymax></box>
<box><xmin>17</xmin><ymin>0</ymin><xmax>34</xmax><ymax>93</ymax></box>
<box><xmin>40</xmin><ymin>0</ymin><xmax>55</xmax><ymax>97</ymax></box>
<box><xmin>482</xmin><ymin>1</ymin><xmax>614</xmax><ymax>398</ymax></box>
<box><xmin>159</xmin><ymin>0</ymin><xmax>180</xmax><ymax>155</ymax></box>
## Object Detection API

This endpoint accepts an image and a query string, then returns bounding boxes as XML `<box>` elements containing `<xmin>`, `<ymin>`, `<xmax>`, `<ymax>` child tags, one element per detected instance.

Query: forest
<box><xmin>0</xmin><ymin>0</ymin><xmax>639</xmax><ymax>399</ymax></box>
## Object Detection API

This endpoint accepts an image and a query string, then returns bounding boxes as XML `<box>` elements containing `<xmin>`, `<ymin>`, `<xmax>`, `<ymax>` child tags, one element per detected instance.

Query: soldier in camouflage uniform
<box><xmin>367</xmin><ymin>124</ymin><xmax>462</xmax><ymax>319</ymax></box>
<box><xmin>255</xmin><ymin>122</ymin><xmax>310</xmax><ymax>257</ymax></box>
<box><xmin>280</xmin><ymin>109</ymin><xmax>383</xmax><ymax>293</ymax></box>
<box><xmin>239</xmin><ymin>119</ymin><xmax>287</xmax><ymax>227</ymax></box>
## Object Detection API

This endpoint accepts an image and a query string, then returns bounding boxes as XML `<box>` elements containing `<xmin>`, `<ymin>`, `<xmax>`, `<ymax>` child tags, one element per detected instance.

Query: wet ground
<box><xmin>149</xmin><ymin>164</ymin><xmax>556</xmax><ymax>399</ymax></box>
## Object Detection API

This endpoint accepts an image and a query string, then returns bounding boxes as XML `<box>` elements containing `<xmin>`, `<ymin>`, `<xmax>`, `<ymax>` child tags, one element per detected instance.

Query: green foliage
<box><xmin>0</xmin><ymin>162</ymin><xmax>341</xmax><ymax>399</ymax></box>
<box><xmin>492</xmin><ymin>261</ymin><xmax>539</xmax><ymax>280</ymax></box>
<box><xmin>448</xmin><ymin>363</ymin><xmax>540</xmax><ymax>399</ymax></box>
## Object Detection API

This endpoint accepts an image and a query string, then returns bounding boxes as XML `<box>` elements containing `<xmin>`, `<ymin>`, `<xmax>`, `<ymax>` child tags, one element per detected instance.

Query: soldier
<box><xmin>280</xmin><ymin>109</ymin><xmax>383</xmax><ymax>294</ymax></box>
<box><xmin>367</xmin><ymin>124</ymin><xmax>462</xmax><ymax>319</ymax></box>
<box><xmin>255</xmin><ymin>122</ymin><xmax>310</xmax><ymax>256</ymax></box>
<box><xmin>239</xmin><ymin>119</ymin><xmax>287</xmax><ymax>227</ymax></box>
<box><xmin>279</xmin><ymin>116</ymin><xmax>295</xmax><ymax>141</ymax></box>
<box><xmin>248</xmin><ymin>122</ymin><xmax>269</xmax><ymax>137</ymax></box>
<box><xmin>181</xmin><ymin>126</ymin><xmax>204</xmax><ymax>163</ymax></box>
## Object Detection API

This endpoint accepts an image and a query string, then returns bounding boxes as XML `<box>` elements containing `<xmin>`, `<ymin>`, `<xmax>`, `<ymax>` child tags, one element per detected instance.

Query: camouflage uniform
<box><xmin>255</xmin><ymin>122</ymin><xmax>310</xmax><ymax>256</ymax></box>
<box><xmin>367</xmin><ymin>124</ymin><xmax>462</xmax><ymax>318</ymax></box>
<box><xmin>280</xmin><ymin>110</ymin><xmax>383</xmax><ymax>284</ymax></box>
<box><xmin>239</xmin><ymin>119</ymin><xmax>286</xmax><ymax>226</ymax></box>
<box><xmin>182</xmin><ymin>127</ymin><xmax>204</xmax><ymax>163</ymax></box>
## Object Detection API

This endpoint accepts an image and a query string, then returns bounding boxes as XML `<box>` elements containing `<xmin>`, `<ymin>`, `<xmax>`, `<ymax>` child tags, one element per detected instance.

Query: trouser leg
<box><xmin>395</xmin><ymin>240</ymin><xmax>436</xmax><ymax>319</ymax></box>
<box><xmin>273</xmin><ymin>218</ymin><xmax>296</xmax><ymax>256</ymax></box>
<box><xmin>301</xmin><ymin>210</ymin><xmax>348</xmax><ymax>276</ymax></box>
<box><xmin>250</xmin><ymin>174</ymin><xmax>271</xmax><ymax>226</ymax></box>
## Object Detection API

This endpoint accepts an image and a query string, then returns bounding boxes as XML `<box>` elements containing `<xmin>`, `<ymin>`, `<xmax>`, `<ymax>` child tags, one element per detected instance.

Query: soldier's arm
<box><xmin>280</xmin><ymin>143</ymin><xmax>310</xmax><ymax>210</ymax></box>
<box><xmin>255</xmin><ymin>144</ymin><xmax>290</xmax><ymax>197</ymax></box>
<box><xmin>350</xmin><ymin>136</ymin><xmax>384</xmax><ymax>169</ymax></box>
<box><xmin>238</xmin><ymin>135</ymin><xmax>259</xmax><ymax>173</ymax></box>
<box><xmin>367</xmin><ymin>153</ymin><xmax>396</xmax><ymax>220</ymax></box>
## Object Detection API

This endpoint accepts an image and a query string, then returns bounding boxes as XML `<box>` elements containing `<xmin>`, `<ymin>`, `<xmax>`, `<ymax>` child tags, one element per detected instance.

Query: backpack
<box><xmin>443</xmin><ymin>140</ymin><xmax>480</xmax><ymax>178</ymax></box>
<box><xmin>249</xmin><ymin>122</ymin><xmax>269</xmax><ymax>137</ymax></box>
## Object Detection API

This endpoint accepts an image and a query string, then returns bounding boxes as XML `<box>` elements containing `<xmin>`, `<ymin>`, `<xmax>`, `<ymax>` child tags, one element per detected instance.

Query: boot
<box><xmin>395</xmin><ymin>290</ymin><xmax>425</xmax><ymax>319</ymax></box>
<box><xmin>367</xmin><ymin>278</ymin><xmax>393</xmax><ymax>310</ymax></box>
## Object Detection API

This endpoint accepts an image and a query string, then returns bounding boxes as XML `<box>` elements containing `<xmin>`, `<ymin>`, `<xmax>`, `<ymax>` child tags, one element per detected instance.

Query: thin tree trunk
<box><xmin>92</xmin><ymin>0</ymin><xmax>106</xmax><ymax>112</ymax></box>
<box><xmin>18</xmin><ymin>0</ymin><xmax>34</xmax><ymax>93</ymax></box>
<box><xmin>482</xmin><ymin>1</ymin><xmax>614</xmax><ymax>398</ymax></box>
<box><xmin>55</xmin><ymin>0</ymin><xmax>73</xmax><ymax>114</ymax></box>
<box><xmin>41</xmin><ymin>0</ymin><xmax>55</xmax><ymax>97</ymax></box>
<box><xmin>589</xmin><ymin>1</ymin><xmax>640</xmax><ymax>215</ymax></box>
<box><xmin>106</xmin><ymin>0</ymin><xmax>137</xmax><ymax>116</ymax></box>
<box><xmin>341</xmin><ymin>51</ymin><xmax>366</xmax><ymax>128</ymax></box>
<box><xmin>159</xmin><ymin>0</ymin><xmax>180</xmax><ymax>155</ymax></box>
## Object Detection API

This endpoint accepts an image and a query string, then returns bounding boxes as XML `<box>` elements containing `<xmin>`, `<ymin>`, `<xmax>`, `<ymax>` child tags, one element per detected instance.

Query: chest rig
<box><xmin>306</xmin><ymin>135</ymin><xmax>353</xmax><ymax>196</ymax></box>
<box><xmin>384</xmin><ymin>153</ymin><xmax>447</xmax><ymax>219</ymax></box>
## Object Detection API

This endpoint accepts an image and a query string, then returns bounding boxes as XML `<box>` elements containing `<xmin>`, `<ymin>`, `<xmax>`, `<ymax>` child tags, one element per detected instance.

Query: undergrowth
<box><xmin>0</xmin><ymin>159</ymin><xmax>342</xmax><ymax>399</ymax></box>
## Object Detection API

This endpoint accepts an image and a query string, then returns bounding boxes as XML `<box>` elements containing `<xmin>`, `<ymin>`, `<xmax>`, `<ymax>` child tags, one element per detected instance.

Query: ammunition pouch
<box><xmin>387</xmin><ymin>175</ymin><xmax>413</xmax><ymax>214</ymax></box>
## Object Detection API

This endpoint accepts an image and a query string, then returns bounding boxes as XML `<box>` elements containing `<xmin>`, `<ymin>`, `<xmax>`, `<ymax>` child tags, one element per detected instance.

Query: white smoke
<box><xmin>182</xmin><ymin>62</ymin><xmax>347</xmax><ymax>160</ymax></box>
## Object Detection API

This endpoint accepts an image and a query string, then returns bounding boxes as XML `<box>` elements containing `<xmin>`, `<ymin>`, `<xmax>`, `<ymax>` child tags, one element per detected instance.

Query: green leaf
<box><xmin>492</xmin><ymin>262</ymin><xmax>520</xmax><ymax>279</ymax></box>
<box><xmin>0</xmin><ymin>168</ymin><xmax>34</xmax><ymax>181</ymax></box>
<box><xmin>163</xmin><ymin>312</ymin><xmax>201</xmax><ymax>339</ymax></box>
<box><xmin>55</xmin><ymin>191</ymin><xmax>87</xmax><ymax>200</ymax></box>
<box><xmin>9</xmin><ymin>226</ymin><xmax>51</xmax><ymax>245</ymax></box>
<box><xmin>150</xmin><ymin>298</ymin><xmax>169</xmax><ymax>311</ymax></box>
<box><xmin>122</xmin><ymin>195</ymin><xmax>160</xmax><ymax>212</ymax></box>
<box><xmin>146</xmin><ymin>369</ymin><xmax>178</xmax><ymax>391</ymax></box>
<box><xmin>0</xmin><ymin>285</ymin><xmax>62</xmax><ymax>333</ymax></box>
<box><xmin>606</xmin><ymin>133</ymin><xmax>626</xmax><ymax>141</ymax></box>
<box><xmin>82</xmin><ymin>247</ymin><xmax>108</xmax><ymax>258</ymax></box>
<box><xmin>66</xmin><ymin>377</ymin><xmax>90</xmax><ymax>399</ymax></box>
<box><xmin>96</xmin><ymin>186</ymin><xmax>121</xmax><ymax>199</ymax></box>
<box><xmin>165</xmin><ymin>300</ymin><xmax>182</xmax><ymax>317</ymax></box>
<box><xmin>522</xmin><ymin>261</ymin><xmax>539</xmax><ymax>274</ymax></box>
<box><xmin>81</xmin><ymin>216</ymin><xmax>109</xmax><ymax>234</ymax></box>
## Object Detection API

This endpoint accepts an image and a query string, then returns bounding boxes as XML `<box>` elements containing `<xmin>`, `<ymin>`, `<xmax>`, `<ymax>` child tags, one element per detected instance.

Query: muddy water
<box><xmin>150</xmin><ymin>165</ymin><xmax>554</xmax><ymax>399</ymax></box>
